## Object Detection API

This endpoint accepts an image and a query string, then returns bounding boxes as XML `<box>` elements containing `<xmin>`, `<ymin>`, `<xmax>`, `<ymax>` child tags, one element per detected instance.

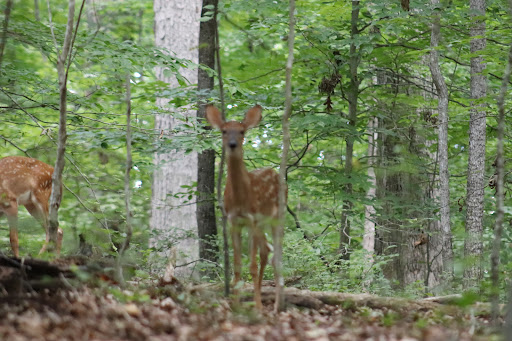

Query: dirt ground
<box><xmin>0</xmin><ymin>283</ymin><xmax>500</xmax><ymax>341</ymax></box>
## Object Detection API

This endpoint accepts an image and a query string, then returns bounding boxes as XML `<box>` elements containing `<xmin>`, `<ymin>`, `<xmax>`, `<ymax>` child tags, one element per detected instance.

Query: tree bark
<box><xmin>464</xmin><ymin>0</ymin><xmax>487</xmax><ymax>290</ymax></box>
<box><xmin>276</xmin><ymin>0</ymin><xmax>295</xmax><ymax>313</ymax></box>
<box><xmin>210</xmin><ymin>2</ymin><xmax>230</xmax><ymax>296</ymax></box>
<box><xmin>374</xmin><ymin>71</ymin><xmax>443</xmax><ymax>290</ymax></box>
<box><xmin>48</xmin><ymin>0</ymin><xmax>84</xmax><ymax>251</ymax></box>
<box><xmin>151</xmin><ymin>0</ymin><xmax>201</xmax><ymax>276</ymax></box>
<box><xmin>0</xmin><ymin>0</ymin><xmax>13</xmax><ymax>70</ymax></box>
<box><xmin>116</xmin><ymin>74</ymin><xmax>133</xmax><ymax>285</ymax></box>
<box><xmin>34</xmin><ymin>0</ymin><xmax>40</xmax><ymax>21</ymax></box>
<box><xmin>428</xmin><ymin>0</ymin><xmax>453</xmax><ymax>277</ymax></box>
<box><xmin>491</xmin><ymin>18</ymin><xmax>512</xmax><ymax>323</ymax></box>
<box><xmin>339</xmin><ymin>0</ymin><xmax>360</xmax><ymax>261</ymax></box>
<box><xmin>197</xmin><ymin>0</ymin><xmax>219</xmax><ymax>271</ymax></box>
<box><xmin>363</xmin><ymin>117</ymin><xmax>377</xmax><ymax>269</ymax></box>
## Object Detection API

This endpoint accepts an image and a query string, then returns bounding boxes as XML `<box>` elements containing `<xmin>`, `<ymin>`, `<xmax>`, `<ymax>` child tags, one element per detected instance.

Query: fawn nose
<box><xmin>228</xmin><ymin>140</ymin><xmax>237</xmax><ymax>149</ymax></box>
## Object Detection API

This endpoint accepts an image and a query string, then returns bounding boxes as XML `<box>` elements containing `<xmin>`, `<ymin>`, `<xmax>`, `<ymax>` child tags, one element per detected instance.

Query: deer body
<box><xmin>224</xmin><ymin>163</ymin><xmax>279</xmax><ymax>221</ymax></box>
<box><xmin>206</xmin><ymin>105</ymin><xmax>284</xmax><ymax>310</ymax></box>
<box><xmin>0</xmin><ymin>156</ymin><xmax>63</xmax><ymax>257</ymax></box>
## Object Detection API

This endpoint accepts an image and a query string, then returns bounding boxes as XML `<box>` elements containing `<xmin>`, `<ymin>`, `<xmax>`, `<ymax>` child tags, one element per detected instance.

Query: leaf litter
<box><xmin>0</xmin><ymin>284</ymin><xmax>499</xmax><ymax>341</ymax></box>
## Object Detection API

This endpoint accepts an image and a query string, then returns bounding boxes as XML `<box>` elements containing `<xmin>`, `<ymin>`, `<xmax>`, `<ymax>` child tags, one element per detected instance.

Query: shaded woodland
<box><xmin>0</xmin><ymin>0</ymin><xmax>511</xmax><ymax>339</ymax></box>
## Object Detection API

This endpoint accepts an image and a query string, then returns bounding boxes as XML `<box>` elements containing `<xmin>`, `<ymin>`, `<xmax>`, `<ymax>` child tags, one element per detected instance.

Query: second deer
<box><xmin>206</xmin><ymin>104</ymin><xmax>286</xmax><ymax>310</ymax></box>
<box><xmin>0</xmin><ymin>156</ymin><xmax>63</xmax><ymax>257</ymax></box>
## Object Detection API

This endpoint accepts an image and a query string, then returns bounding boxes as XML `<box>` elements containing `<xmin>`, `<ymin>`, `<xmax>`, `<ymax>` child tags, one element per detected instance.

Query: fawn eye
<box><xmin>240</xmin><ymin>131</ymin><xmax>245</xmax><ymax>135</ymax></box>
<box><xmin>222</xmin><ymin>130</ymin><xmax>227</xmax><ymax>135</ymax></box>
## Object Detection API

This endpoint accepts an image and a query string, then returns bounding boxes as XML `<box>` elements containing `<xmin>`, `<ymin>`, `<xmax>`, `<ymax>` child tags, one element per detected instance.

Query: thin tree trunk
<box><xmin>491</xmin><ymin>11</ymin><xmax>512</xmax><ymax>322</ymax></box>
<box><xmin>276</xmin><ymin>0</ymin><xmax>295</xmax><ymax>313</ymax></box>
<box><xmin>34</xmin><ymin>0</ymin><xmax>40</xmax><ymax>21</ymax></box>
<box><xmin>464</xmin><ymin>0</ymin><xmax>487</xmax><ymax>290</ymax></box>
<box><xmin>48</xmin><ymin>0</ymin><xmax>84</xmax><ymax>249</ymax></box>
<box><xmin>363</xmin><ymin>117</ymin><xmax>377</xmax><ymax>271</ymax></box>
<box><xmin>211</xmin><ymin>0</ymin><xmax>229</xmax><ymax>296</ymax></box>
<box><xmin>339</xmin><ymin>0</ymin><xmax>360</xmax><ymax>261</ymax></box>
<box><xmin>428</xmin><ymin>0</ymin><xmax>453</xmax><ymax>277</ymax></box>
<box><xmin>197</xmin><ymin>0</ymin><xmax>219</xmax><ymax>272</ymax></box>
<box><xmin>85</xmin><ymin>0</ymin><xmax>98</xmax><ymax>28</ymax></box>
<box><xmin>0</xmin><ymin>0</ymin><xmax>13</xmax><ymax>70</ymax></box>
<box><xmin>506</xmin><ymin>281</ymin><xmax>512</xmax><ymax>339</ymax></box>
<box><xmin>116</xmin><ymin>73</ymin><xmax>133</xmax><ymax>285</ymax></box>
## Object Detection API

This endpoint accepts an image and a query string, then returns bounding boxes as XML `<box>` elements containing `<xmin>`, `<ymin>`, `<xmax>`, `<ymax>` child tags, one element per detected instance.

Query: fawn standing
<box><xmin>206</xmin><ymin>105</ymin><xmax>285</xmax><ymax>310</ymax></box>
<box><xmin>0</xmin><ymin>156</ymin><xmax>63</xmax><ymax>257</ymax></box>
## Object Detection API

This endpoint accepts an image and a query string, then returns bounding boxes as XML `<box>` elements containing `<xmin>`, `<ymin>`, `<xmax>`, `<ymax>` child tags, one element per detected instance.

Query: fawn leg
<box><xmin>25</xmin><ymin>202</ymin><xmax>51</xmax><ymax>255</ymax></box>
<box><xmin>258</xmin><ymin>233</ymin><xmax>270</xmax><ymax>301</ymax></box>
<box><xmin>272</xmin><ymin>224</ymin><xmax>285</xmax><ymax>312</ymax></box>
<box><xmin>4</xmin><ymin>200</ymin><xmax>19</xmax><ymax>258</ymax></box>
<box><xmin>231</xmin><ymin>225</ymin><xmax>242</xmax><ymax>296</ymax></box>
<box><xmin>249</xmin><ymin>228</ymin><xmax>263</xmax><ymax>310</ymax></box>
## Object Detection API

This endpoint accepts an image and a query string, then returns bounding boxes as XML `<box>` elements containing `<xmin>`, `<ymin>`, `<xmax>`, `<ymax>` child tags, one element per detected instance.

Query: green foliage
<box><xmin>1</xmin><ymin>0</ymin><xmax>511</xmax><ymax>303</ymax></box>
<box><xmin>0</xmin><ymin>0</ymin><xmax>176</xmax><ymax>260</ymax></box>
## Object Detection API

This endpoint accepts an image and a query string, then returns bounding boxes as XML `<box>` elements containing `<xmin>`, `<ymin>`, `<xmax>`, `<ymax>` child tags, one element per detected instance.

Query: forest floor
<box><xmin>0</xmin><ymin>282</ymin><xmax>502</xmax><ymax>341</ymax></box>
<box><xmin>0</xmin><ymin>256</ymin><xmax>503</xmax><ymax>340</ymax></box>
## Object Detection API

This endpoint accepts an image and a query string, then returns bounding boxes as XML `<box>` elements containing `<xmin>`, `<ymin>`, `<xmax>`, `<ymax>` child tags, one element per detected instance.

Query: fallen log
<box><xmin>0</xmin><ymin>254</ymin><xmax>74</xmax><ymax>294</ymax></box>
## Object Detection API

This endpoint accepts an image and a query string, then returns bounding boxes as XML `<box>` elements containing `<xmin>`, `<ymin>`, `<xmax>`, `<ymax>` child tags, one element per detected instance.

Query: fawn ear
<box><xmin>205</xmin><ymin>105</ymin><xmax>224</xmax><ymax>129</ymax></box>
<box><xmin>242</xmin><ymin>105</ymin><xmax>262</xmax><ymax>129</ymax></box>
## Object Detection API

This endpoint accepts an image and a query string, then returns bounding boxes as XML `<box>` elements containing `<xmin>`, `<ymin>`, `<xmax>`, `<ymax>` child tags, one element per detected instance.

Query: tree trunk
<box><xmin>151</xmin><ymin>0</ymin><xmax>201</xmax><ymax>277</ymax></box>
<box><xmin>363</xmin><ymin>118</ymin><xmax>377</xmax><ymax>258</ymax></box>
<box><xmin>116</xmin><ymin>74</ymin><xmax>133</xmax><ymax>285</ymax></box>
<box><xmin>464</xmin><ymin>0</ymin><xmax>487</xmax><ymax>290</ymax></box>
<box><xmin>428</xmin><ymin>0</ymin><xmax>453</xmax><ymax>277</ymax></box>
<box><xmin>374</xmin><ymin>71</ymin><xmax>443</xmax><ymax>290</ymax></box>
<box><xmin>362</xmin><ymin>116</ymin><xmax>377</xmax><ymax>289</ymax></box>
<box><xmin>49</xmin><ymin>0</ymin><xmax>82</xmax><ymax>251</ymax></box>
<box><xmin>339</xmin><ymin>0</ymin><xmax>360</xmax><ymax>261</ymax></box>
<box><xmin>0</xmin><ymin>0</ymin><xmax>13</xmax><ymax>70</ymax></box>
<box><xmin>276</xmin><ymin>0</ymin><xmax>295</xmax><ymax>313</ymax></box>
<box><xmin>491</xmin><ymin>29</ymin><xmax>512</xmax><ymax>324</ymax></box>
<box><xmin>197</xmin><ymin>0</ymin><xmax>219</xmax><ymax>271</ymax></box>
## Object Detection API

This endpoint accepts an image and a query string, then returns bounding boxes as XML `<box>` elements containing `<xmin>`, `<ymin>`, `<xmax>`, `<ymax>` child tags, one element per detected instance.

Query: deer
<box><xmin>206</xmin><ymin>104</ymin><xmax>285</xmax><ymax>310</ymax></box>
<box><xmin>0</xmin><ymin>156</ymin><xmax>63</xmax><ymax>258</ymax></box>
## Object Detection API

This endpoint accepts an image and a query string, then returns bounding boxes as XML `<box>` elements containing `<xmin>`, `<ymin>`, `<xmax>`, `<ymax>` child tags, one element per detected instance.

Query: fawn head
<box><xmin>206</xmin><ymin>105</ymin><xmax>262</xmax><ymax>157</ymax></box>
